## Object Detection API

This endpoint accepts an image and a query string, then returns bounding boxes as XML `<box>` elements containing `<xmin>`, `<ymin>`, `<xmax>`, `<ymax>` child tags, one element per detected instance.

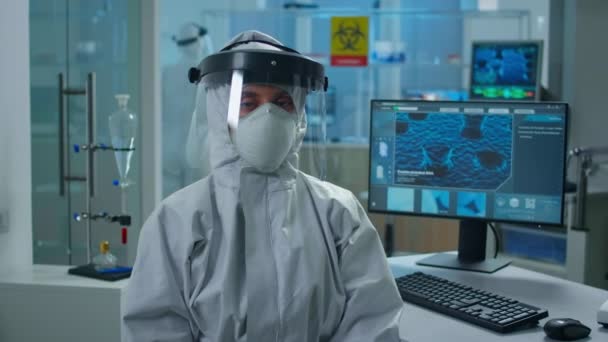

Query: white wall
<box><xmin>568</xmin><ymin>0</ymin><xmax>608</xmax><ymax>148</ymax></box>
<box><xmin>566</xmin><ymin>0</ymin><xmax>608</xmax><ymax>192</ymax></box>
<box><xmin>0</xmin><ymin>0</ymin><xmax>33</xmax><ymax>271</ymax></box>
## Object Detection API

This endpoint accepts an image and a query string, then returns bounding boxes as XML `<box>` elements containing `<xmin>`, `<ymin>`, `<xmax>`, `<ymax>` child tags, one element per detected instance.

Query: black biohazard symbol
<box><xmin>333</xmin><ymin>21</ymin><xmax>366</xmax><ymax>51</ymax></box>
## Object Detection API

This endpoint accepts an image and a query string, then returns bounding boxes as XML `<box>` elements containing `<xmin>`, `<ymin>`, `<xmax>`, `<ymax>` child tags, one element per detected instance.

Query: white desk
<box><xmin>1</xmin><ymin>256</ymin><xmax>606</xmax><ymax>342</ymax></box>
<box><xmin>390</xmin><ymin>254</ymin><xmax>608</xmax><ymax>341</ymax></box>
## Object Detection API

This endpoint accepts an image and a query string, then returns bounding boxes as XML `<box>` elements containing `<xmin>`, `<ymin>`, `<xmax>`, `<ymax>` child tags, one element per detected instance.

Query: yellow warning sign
<box><xmin>330</xmin><ymin>16</ymin><xmax>369</xmax><ymax>66</ymax></box>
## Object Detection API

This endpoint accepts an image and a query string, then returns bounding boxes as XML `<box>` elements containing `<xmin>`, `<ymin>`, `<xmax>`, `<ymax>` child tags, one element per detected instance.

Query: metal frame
<box><xmin>58</xmin><ymin>72</ymin><xmax>96</xmax><ymax>262</ymax></box>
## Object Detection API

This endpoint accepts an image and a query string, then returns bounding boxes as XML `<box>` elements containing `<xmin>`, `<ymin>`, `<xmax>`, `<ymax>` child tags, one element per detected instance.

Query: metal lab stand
<box><xmin>60</xmin><ymin>73</ymin><xmax>133</xmax><ymax>264</ymax></box>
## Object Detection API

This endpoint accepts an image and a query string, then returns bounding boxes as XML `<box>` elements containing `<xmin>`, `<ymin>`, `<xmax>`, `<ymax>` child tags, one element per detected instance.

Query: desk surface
<box><xmin>389</xmin><ymin>254</ymin><xmax>608</xmax><ymax>341</ymax></box>
<box><xmin>1</xmin><ymin>256</ymin><xmax>606</xmax><ymax>341</ymax></box>
<box><xmin>0</xmin><ymin>264</ymin><xmax>128</xmax><ymax>290</ymax></box>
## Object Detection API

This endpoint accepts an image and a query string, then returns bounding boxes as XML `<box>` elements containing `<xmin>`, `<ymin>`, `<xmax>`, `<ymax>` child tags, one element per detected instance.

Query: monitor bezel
<box><xmin>367</xmin><ymin>99</ymin><xmax>569</xmax><ymax>228</ymax></box>
<box><xmin>468</xmin><ymin>40</ymin><xmax>544</xmax><ymax>102</ymax></box>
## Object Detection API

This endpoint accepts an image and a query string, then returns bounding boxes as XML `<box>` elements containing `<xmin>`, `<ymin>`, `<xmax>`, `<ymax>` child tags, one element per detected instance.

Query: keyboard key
<box><xmin>460</xmin><ymin>298</ymin><xmax>480</xmax><ymax>305</ymax></box>
<box><xmin>513</xmin><ymin>313</ymin><xmax>529</xmax><ymax>320</ymax></box>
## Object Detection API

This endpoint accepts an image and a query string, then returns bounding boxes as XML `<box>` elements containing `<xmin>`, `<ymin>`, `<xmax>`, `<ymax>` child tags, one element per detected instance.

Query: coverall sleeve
<box><xmin>330</xmin><ymin>194</ymin><xmax>405</xmax><ymax>342</ymax></box>
<box><xmin>121</xmin><ymin>208</ymin><xmax>194</xmax><ymax>342</ymax></box>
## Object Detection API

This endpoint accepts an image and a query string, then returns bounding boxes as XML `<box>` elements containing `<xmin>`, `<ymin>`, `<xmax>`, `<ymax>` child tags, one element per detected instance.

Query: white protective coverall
<box><xmin>122</xmin><ymin>30</ymin><xmax>405</xmax><ymax>342</ymax></box>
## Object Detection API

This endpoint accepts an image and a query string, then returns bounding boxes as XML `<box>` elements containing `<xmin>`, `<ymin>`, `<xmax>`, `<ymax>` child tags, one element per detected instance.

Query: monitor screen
<box><xmin>469</xmin><ymin>41</ymin><xmax>543</xmax><ymax>101</ymax></box>
<box><xmin>368</xmin><ymin>100</ymin><xmax>568</xmax><ymax>226</ymax></box>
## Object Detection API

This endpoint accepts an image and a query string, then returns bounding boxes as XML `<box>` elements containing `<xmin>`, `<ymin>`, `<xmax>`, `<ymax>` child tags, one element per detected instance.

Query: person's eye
<box><xmin>240</xmin><ymin>101</ymin><xmax>257</xmax><ymax>110</ymax></box>
<box><xmin>240</xmin><ymin>101</ymin><xmax>258</xmax><ymax>116</ymax></box>
<box><xmin>274</xmin><ymin>97</ymin><xmax>295</xmax><ymax>112</ymax></box>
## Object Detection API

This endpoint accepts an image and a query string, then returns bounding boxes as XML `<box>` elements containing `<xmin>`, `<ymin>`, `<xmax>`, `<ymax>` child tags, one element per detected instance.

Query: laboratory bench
<box><xmin>1</xmin><ymin>254</ymin><xmax>607</xmax><ymax>341</ymax></box>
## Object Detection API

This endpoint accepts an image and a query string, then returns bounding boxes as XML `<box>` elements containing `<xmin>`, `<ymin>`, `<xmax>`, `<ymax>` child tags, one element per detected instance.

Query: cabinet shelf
<box><xmin>310</xmin><ymin>60</ymin><xmax>469</xmax><ymax>69</ymax></box>
<box><xmin>204</xmin><ymin>8</ymin><xmax>528</xmax><ymax>19</ymax></box>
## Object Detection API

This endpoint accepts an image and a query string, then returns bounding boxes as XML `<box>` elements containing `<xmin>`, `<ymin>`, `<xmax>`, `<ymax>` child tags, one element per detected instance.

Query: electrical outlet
<box><xmin>0</xmin><ymin>209</ymin><xmax>8</xmax><ymax>233</ymax></box>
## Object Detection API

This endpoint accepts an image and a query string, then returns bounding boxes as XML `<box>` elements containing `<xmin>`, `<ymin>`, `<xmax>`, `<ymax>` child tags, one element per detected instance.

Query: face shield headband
<box><xmin>187</xmin><ymin>43</ymin><xmax>329</xmax><ymax>93</ymax></box>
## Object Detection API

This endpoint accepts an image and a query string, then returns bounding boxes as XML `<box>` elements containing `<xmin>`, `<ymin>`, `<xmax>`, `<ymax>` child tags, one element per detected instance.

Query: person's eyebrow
<box><xmin>241</xmin><ymin>91</ymin><xmax>259</xmax><ymax>98</ymax></box>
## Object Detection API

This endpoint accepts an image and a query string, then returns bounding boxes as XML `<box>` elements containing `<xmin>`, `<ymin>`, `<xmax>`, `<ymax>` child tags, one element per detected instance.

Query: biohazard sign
<box><xmin>330</xmin><ymin>16</ymin><xmax>369</xmax><ymax>66</ymax></box>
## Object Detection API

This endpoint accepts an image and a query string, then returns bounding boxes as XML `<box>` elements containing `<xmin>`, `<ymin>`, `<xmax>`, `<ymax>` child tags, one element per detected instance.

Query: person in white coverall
<box><xmin>122</xmin><ymin>30</ymin><xmax>405</xmax><ymax>342</ymax></box>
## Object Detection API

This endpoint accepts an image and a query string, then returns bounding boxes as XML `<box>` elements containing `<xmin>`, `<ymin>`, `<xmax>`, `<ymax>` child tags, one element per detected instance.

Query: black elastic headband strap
<box><xmin>172</xmin><ymin>24</ymin><xmax>207</xmax><ymax>46</ymax></box>
<box><xmin>220</xmin><ymin>39</ymin><xmax>301</xmax><ymax>55</ymax></box>
<box><xmin>174</xmin><ymin>37</ymin><xmax>197</xmax><ymax>46</ymax></box>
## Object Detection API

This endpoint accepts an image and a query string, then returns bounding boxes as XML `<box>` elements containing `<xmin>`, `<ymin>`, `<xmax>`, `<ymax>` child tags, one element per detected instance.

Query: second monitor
<box><xmin>469</xmin><ymin>41</ymin><xmax>543</xmax><ymax>101</ymax></box>
<box><xmin>369</xmin><ymin>100</ymin><xmax>568</xmax><ymax>272</ymax></box>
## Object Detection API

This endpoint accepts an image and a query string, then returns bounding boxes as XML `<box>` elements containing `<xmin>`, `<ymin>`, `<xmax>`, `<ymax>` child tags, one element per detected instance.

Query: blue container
<box><xmin>501</xmin><ymin>225</ymin><xmax>567</xmax><ymax>265</ymax></box>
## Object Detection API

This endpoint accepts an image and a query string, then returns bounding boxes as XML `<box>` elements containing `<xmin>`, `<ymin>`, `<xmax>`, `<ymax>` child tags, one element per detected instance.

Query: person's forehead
<box><xmin>242</xmin><ymin>84</ymin><xmax>289</xmax><ymax>96</ymax></box>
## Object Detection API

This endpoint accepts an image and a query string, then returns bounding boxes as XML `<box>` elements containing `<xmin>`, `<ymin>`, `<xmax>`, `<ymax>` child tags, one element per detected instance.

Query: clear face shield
<box><xmin>189</xmin><ymin>48</ymin><xmax>328</xmax><ymax>178</ymax></box>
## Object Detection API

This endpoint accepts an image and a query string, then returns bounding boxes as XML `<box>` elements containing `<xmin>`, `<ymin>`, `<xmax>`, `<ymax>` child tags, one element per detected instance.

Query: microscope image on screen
<box><xmin>457</xmin><ymin>191</ymin><xmax>487</xmax><ymax>217</ymax></box>
<box><xmin>469</xmin><ymin>41</ymin><xmax>542</xmax><ymax>100</ymax></box>
<box><xmin>421</xmin><ymin>189</ymin><xmax>450</xmax><ymax>214</ymax></box>
<box><xmin>393</xmin><ymin>112</ymin><xmax>512</xmax><ymax>190</ymax></box>
<box><xmin>473</xmin><ymin>45</ymin><xmax>538</xmax><ymax>86</ymax></box>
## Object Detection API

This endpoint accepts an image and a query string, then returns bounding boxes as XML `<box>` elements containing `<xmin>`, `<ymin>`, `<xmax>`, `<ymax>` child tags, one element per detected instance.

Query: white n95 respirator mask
<box><xmin>234</xmin><ymin>102</ymin><xmax>297</xmax><ymax>173</ymax></box>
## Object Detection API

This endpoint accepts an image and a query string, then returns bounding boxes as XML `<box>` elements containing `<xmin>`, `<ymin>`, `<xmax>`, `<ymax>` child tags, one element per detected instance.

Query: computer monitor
<box><xmin>369</xmin><ymin>100</ymin><xmax>568</xmax><ymax>273</ymax></box>
<box><xmin>469</xmin><ymin>41</ymin><xmax>543</xmax><ymax>101</ymax></box>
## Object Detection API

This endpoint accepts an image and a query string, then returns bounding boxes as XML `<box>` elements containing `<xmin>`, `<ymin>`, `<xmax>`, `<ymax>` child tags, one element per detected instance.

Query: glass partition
<box><xmin>30</xmin><ymin>0</ymin><xmax>141</xmax><ymax>265</ymax></box>
<box><xmin>158</xmin><ymin>2</ymin><xmax>532</xmax><ymax>256</ymax></box>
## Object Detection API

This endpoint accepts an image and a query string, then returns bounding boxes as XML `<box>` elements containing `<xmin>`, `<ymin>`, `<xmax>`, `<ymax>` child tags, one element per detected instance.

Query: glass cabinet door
<box><xmin>30</xmin><ymin>0</ymin><xmax>141</xmax><ymax>266</ymax></box>
<box><xmin>30</xmin><ymin>0</ymin><xmax>71</xmax><ymax>264</ymax></box>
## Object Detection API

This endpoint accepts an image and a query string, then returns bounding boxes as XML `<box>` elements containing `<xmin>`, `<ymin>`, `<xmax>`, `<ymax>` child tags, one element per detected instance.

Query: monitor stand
<box><xmin>416</xmin><ymin>219</ymin><xmax>511</xmax><ymax>273</ymax></box>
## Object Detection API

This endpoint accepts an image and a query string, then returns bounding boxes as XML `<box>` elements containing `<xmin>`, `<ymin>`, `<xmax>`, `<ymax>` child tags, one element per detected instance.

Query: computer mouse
<box><xmin>543</xmin><ymin>318</ymin><xmax>591</xmax><ymax>341</ymax></box>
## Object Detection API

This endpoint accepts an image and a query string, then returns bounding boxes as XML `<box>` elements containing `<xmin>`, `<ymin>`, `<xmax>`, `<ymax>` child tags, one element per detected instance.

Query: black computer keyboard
<box><xmin>395</xmin><ymin>272</ymin><xmax>548</xmax><ymax>333</ymax></box>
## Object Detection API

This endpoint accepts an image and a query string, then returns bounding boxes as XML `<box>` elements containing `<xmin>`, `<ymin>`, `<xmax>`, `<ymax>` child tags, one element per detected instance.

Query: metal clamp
<box><xmin>73</xmin><ymin>143</ymin><xmax>135</xmax><ymax>153</ymax></box>
<box><xmin>73</xmin><ymin>212</ymin><xmax>132</xmax><ymax>227</ymax></box>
